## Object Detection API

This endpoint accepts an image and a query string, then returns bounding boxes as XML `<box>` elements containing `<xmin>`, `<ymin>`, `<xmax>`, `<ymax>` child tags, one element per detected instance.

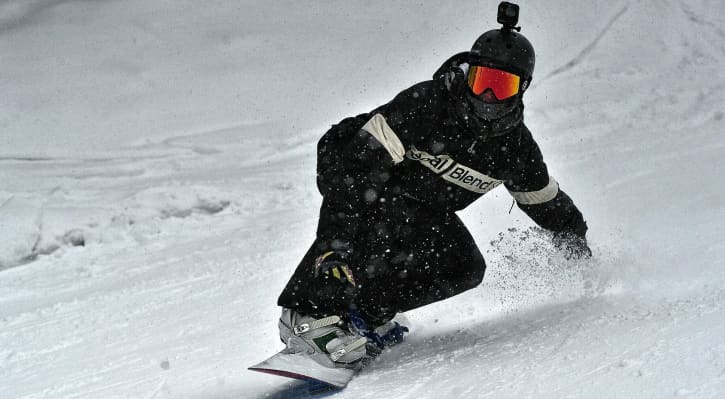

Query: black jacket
<box><xmin>315</xmin><ymin>75</ymin><xmax>587</xmax><ymax>254</ymax></box>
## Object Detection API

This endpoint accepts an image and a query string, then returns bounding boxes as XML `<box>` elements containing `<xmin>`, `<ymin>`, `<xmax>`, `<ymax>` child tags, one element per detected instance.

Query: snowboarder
<box><xmin>275</xmin><ymin>1</ymin><xmax>590</xmax><ymax>373</ymax></box>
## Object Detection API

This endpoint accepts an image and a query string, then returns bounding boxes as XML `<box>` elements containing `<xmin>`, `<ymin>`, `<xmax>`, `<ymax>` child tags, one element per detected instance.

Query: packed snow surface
<box><xmin>2</xmin><ymin>1</ymin><xmax>725</xmax><ymax>398</ymax></box>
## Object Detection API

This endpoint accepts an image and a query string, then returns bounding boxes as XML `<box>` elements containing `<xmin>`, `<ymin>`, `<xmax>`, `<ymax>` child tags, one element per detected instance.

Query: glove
<box><xmin>347</xmin><ymin>306</ymin><xmax>409</xmax><ymax>358</ymax></box>
<box><xmin>553</xmin><ymin>233</ymin><xmax>592</xmax><ymax>260</ymax></box>
<box><xmin>314</xmin><ymin>251</ymin><xmax>357</xmax><ymax>288</ymax></box>
<box><xmin>433</xmin><ymin>52</ymin><xmax>471</xmax><ymax>96</ymax></box>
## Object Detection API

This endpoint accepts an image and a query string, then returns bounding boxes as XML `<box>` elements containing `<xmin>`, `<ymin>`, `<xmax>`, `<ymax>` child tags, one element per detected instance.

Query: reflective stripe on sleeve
<box><xmin>361</xmin><ymin>114</ymin><xmax>406</xmax><ymax>164</ymax></box>
<box><xmin>508</xmin><ymin>176</ymin><xmax>559</xmax><ymax>205</ymax></box>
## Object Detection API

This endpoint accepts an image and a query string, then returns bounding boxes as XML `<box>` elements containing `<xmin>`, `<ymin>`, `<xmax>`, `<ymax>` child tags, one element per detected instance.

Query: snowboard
<box><xmin>249</xmin><ymin>349</ymin><xmax>358</xmax><ymax>391</ymax></box>
<box><xmin>251</xmin><ymin>314</ymin><xmax>408</xmax><ymax>396</ymax></box>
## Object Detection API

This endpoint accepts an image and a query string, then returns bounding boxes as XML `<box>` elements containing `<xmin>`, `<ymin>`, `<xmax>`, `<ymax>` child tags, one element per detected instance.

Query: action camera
<box><xmin>497</xmin><ymin>2</ymin><xmax>520</xmax><ymax>30</ymax></box>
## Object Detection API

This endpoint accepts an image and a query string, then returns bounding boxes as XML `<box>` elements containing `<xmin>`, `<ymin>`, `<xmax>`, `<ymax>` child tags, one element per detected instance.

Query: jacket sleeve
<box><xmin>501</xmin><ymin>124</ymin><xmax>588</xmax><ymax>238</ymax></box>
<box><xmin>314</xmin><ymin>81</ymin><xmax>438</xmax><ymax>253</ymax></box>
<box><xmin>314</xmin><ymin>112</ymin><xmax>405</xmax><ymax>254</ymax></box>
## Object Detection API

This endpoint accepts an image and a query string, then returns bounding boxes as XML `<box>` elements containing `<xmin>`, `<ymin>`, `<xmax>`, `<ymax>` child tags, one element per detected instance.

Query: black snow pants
<box><xmin>277</xmin><ymin>202</ymin><xmax>486</xmax><ymax>326</ymax></box>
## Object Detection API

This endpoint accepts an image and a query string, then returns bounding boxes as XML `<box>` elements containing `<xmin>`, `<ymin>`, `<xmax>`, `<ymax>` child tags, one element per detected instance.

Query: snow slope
<box><xmin>1</xmin><ymin>1</ymin><xmax>724</xmax><ymax>398</ymax></box>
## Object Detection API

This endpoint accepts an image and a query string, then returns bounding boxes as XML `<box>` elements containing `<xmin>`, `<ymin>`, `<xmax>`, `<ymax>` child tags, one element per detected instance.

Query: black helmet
<box><xmin>434</xmin><ymin>2</ymin><xmax>535</xmax><ymax>130</ymax></box>
<box><xmin>469</xmin><ymin>2</ymin><xmax>535</xmax><ymax>84</ymax></box>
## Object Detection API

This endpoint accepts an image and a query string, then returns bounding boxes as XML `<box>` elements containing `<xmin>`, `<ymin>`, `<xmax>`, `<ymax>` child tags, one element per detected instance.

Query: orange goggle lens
<box><xmin>467</xmin><ymin>66</ymin><xmax>521</xmax><ymax>100</ymax></box>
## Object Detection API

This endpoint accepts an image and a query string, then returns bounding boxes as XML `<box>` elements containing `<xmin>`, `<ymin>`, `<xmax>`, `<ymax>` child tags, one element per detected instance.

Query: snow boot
<box><xmin>278</xmin><ymin>308</ymin><xmax>368</xmax><ymax>370</ymax></box>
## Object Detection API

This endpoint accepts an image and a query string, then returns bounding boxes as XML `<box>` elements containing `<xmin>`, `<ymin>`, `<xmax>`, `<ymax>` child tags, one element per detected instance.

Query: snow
<box><xmin>2</xmin><ymin>1</ymin><xmax>725</xmax><ymax>398</ymax></box>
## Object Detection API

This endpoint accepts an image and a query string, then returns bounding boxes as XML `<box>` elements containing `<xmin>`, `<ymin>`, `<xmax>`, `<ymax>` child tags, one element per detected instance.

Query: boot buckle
<box><xmin>293</xmin><ymin>324</ymin><xmax>311</xmax><ymax>335</ymax></box>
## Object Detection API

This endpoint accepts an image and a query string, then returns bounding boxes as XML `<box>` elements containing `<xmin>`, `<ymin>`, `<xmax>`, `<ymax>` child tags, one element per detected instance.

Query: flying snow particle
<box><xmin>364</xmin><ymin>189</ymin><xmax>378</xmax><ymax>203</ymax></box>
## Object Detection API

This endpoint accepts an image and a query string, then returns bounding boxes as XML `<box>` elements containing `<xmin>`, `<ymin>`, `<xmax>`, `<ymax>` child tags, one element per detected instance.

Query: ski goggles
<box><xmin>466</xmin><ymin>65</ymin><xmax>521</xmax><ymax>100</ymax></box>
